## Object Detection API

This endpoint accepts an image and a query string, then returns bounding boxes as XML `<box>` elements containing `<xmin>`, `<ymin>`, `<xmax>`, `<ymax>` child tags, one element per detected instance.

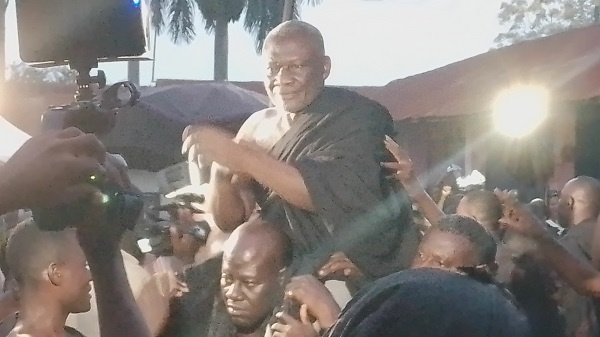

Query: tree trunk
<box><xmin>282</xmin><ymin>0</ymin><xmax>295</xmax><ymax>22</ymax></box>
<box><xmin>127</xmin><ymin>60</ymin><xmax>140</xmax><ymax>86</ymax></box>
<box><xmin>213</xmin><ymin>17</ymin><xmax>228</xmax><ymax>81</ymax></box>
<box><xmin>0</xmin><ymin>1</ymin><xmax>7</xmax><ymax>100</ymax></box>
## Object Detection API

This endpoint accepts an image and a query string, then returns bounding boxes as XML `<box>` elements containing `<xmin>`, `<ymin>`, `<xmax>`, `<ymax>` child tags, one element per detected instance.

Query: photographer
<box><xmin>0</xmin><ymin>129</ymin><xmax>152</xmax><ymax>337</ymax></box>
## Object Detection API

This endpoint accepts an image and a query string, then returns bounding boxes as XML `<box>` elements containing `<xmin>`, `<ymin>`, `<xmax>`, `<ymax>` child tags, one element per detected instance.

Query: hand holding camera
<box><xmin>0</xmin><ymin>128</ymin><xmax>106</xmax><ymax>212</ymax></box>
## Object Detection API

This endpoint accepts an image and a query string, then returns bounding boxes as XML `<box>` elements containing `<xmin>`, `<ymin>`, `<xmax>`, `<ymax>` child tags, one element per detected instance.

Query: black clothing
<box><xmin>259</xmin><ymin>87</ymin><xmax>420</xmax><ymax>278</ymax></box>
<box><xmin>327</xmin><ymin>268</ymin><xmax>531</xmax><ymax>337</ymax></box>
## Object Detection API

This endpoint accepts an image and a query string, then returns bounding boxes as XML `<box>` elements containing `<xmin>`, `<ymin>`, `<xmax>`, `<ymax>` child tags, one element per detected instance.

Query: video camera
<box><xmin>15</xmin><ymin>0</ymin><xmax>149</xmax><ymax>231</ymax></box>
<box><xmin>139</xmin><ymin>194</ymin><xmax>211</xmax><ymax>256</ymax></box>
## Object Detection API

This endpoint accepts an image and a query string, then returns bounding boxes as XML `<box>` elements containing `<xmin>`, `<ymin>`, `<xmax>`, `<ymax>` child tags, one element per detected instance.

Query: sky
<box><xmin>4</xmin><ymin>0</ymin><xmax>505</xmax><ymax>87</ymax></box>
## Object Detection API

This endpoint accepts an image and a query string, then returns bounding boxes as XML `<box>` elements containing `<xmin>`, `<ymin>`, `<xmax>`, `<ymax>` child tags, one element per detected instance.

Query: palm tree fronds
<box><xmin>168</xmin><ymin>0</ymin><xmax>196</xmax><ymax>44</ymax></box>
<box><xmin>149</xmin><ymin>0</ymin><xmax>167</xmax><ymax>34</ymax></box>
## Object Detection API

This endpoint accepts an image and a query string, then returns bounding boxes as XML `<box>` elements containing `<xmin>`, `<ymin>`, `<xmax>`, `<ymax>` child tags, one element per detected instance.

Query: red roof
<box><xmin>371</xmin><ymin>24</ymin><xmax>600</xmax><ymax>120</ymax></box>
<box><xmin>159</xmin><ymin>26</ymin><xmax>600</xmax><ymax>121</ymax></box>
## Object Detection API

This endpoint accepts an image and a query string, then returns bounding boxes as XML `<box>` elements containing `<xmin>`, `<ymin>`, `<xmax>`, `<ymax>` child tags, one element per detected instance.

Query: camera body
<box><xmin>140</xmin><ymin>200</ymin><xmax>211</xmax><ymax>256</ymax></box>
<box><xmin>33</xmin><ymin>175</ymin><xmax>143</xmax><ymax>231</ymax></box>
<box><xmin>143</xmin><ymin>219</ymin><xmax>211</xmax><ymax>257</ymax></box>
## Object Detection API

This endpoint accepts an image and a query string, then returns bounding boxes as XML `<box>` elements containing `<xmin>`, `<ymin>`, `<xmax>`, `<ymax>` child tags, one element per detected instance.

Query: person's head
<box><xmin>6</xmin><ymin>219</ymin><xmax>91</xmax><ymax>314</ymax></box>
<box><xmin>456</xmin><ymin>189</ymin><xmax>503</xmax><ymax>237</ymax></box>
<box><xmin>528</xmin><ymin>198</ymin><xmax>549</xmax><ymax>222</ymax></box>
<box><xmin>442</xmin><ymin>194</ymin><xmax>464</xmax><ymax>214</ymax></box>
<box><xmin>220</xmin><ymin>219</ymin><xmax>292</xmax><ymax>333</ymax></box>
<box><xmin>262</xmin><ymin>21</ymin><xmax>331</xmax><ymax>113</ymax></box>
<box><xmin>327</xmin><ymin>268</ymin><xmax>531</xmax><ymax>337</ymax></box>
<box><xmin>412</xmin><ymin>215</ymin><xmax>497</xmax><ymax>274</ymax></box>
<box><xmin>558</xmin><ymin>176</ymin><xmax>600</xmax><ymax>227</ymax></box>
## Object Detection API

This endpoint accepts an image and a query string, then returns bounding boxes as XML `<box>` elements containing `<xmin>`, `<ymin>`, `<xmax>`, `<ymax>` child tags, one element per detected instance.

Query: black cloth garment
<box><xmin>259</xmin><ymin>87</ymin><xmax>420</xmax><ymax>278</ymax></box>
<box><xmin>159</xmin><ymin>254</ymin><xmax>223</xmax><ymax>337</ymax></box>
<box><xmin>327</xmin><ymin>268</ymin><xmax>532</xmax><ymax>337</ymax></box>
<box><xmin>559</xmin><ymin>220</ymin><xmax>600</xmax><ymax>337</ymax></box>
<box><xmin>495</xmin><ymin>237</ymin><xmax>565</xmax><ymax>337</ymax></box>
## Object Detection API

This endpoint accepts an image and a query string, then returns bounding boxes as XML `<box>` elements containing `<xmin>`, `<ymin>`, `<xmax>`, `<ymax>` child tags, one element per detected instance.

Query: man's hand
<box><xmin>497</xmin><ymin>190</ymin><xmax>548</xmax><ymax>239</ymax></box>
<box><xmin>0</xmin><ymin>128</ymin><xmax>106</xmax><ymax>211</ymax></box>
<box><xmin>271</xmin><ymin>310</ymin><xmax>318</xmax><ymax>337</ymax></box>
<box><xmin>318</xmin><ymin>252</ymin><xmax>363</xmax><ymax>280</ymax></box>
<box><xmin>441</xmin><ymin>185</ymin><xmax>453</xmax><ymax>198</ymax></box>
<box><xmin>285</xmin><ymin>275</ymin><xmax>341</xmax><ymax>329</ymax></box>
<box><xmin>182</xmin><ymin>125</ymin><xmax>246</xmax><ymax>172</ymax></box>
<box><xmin>381</xmin><ymin>135</ymin><xmax>416</xmax><ymax>185</ymax></box>
<box><xmin>75</xmin><ymin>158</ymin><xmax>128</xmax><ymax>256</ymax></box>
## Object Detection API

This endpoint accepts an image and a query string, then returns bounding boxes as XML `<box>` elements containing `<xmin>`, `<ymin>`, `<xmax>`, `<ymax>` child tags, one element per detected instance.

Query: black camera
<box><xmin>142</xmin><ymin>204</ymin><xmax>211</xmax><ymax>256</ymax></box>
<box><xmin>33</xmin><ymin>174</ymin><xmax>143</xmax><ymax>231</ymax></box>
<box><xmin>17</xmin><ymin>0</ymin><xmax>148</xmax><ymax>231</ymax></box>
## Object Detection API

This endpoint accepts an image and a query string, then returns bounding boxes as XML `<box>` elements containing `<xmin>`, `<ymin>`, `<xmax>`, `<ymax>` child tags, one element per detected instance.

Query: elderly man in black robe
<box><xmin>182</xmin><ymin>21</ymin><xmax>419</xmax><ymax>279</ymax></box>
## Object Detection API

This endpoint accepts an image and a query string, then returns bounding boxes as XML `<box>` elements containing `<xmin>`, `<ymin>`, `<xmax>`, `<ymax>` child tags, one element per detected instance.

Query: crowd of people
<box><xmin>1</xmin><ymin>20</ymin><xmax>600</xmax><ymax>337</ymax></box>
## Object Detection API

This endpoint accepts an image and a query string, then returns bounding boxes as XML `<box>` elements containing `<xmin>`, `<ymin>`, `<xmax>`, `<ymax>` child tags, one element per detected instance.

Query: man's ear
<box><xmin>47</xmin><ymin>263</ymin><xmax>62</xmax><ymax>286</ymax></box>
<box><xmin>567</xmin><ymin>196</ymin><xmax>575</xmax><ymax>209</ymax></box>
<box><xmin>322</xmin><ymin>56</ymin><xmax>332</xmax><ymax>80</ymax></box>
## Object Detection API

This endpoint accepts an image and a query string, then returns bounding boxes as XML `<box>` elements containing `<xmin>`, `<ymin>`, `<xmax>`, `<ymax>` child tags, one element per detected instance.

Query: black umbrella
<box><xmin>102</xmin><ymin>82</ymin><xmax>268</xmax><ymax>171</ymax></box>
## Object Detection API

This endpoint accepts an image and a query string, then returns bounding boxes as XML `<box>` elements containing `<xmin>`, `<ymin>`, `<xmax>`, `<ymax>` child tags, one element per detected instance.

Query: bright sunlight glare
<box><xmin>492</xmin><ymin>84</ymin><xmax>550</xmax><ymax>138</ymax></box>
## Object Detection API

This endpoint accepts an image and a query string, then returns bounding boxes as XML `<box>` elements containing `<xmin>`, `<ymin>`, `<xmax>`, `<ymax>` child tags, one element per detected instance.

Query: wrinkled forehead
<box><xmin>222</xmin><ymin>243</ymin><xmax>280</xmax><ymax>275</ymax></box>
<box><xmin>263</xmin><ymin>34</ymin><xmax>323</xmax><ymax>62</ymax></box>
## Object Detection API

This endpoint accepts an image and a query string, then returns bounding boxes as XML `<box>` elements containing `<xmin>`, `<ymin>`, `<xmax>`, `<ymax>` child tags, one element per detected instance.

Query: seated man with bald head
<box><xmin>6</xmin><ymin>219</ymin><xmax>91</xmax><ymax>337</ymax></box>
<box><xmin>207</xmin><ymin>219</ymin><xmax>293</xmax><ymax>337</ymax></box>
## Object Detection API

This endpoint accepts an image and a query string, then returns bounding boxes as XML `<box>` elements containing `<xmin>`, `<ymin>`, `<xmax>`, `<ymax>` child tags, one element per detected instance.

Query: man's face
<box><xmin>263</xmin><ymin>35</ymin><xmax>331</xmax><ymax>113</ymax></box>
<box><xmin>557</xmin><ymin>184</ymin><xmax>574</xmax><ymax>227</ymax></box>
<box><xmin>220</xmin><ymin>249</ymin><xmax>282</xmax><ymax>332</ymax></box>
<box><xmin>412</xmin><ymin>229</ymin><xmax>478</xmax><ymax>270</ymax></box>
<box><xmin>59</xmin><ymin>232</ymin><xmax>92</xmax><ymax>314</ymax></box>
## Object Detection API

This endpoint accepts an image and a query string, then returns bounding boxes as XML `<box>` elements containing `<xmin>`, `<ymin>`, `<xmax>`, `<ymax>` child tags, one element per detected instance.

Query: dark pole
<box><xmin>594</xmin><ymin>5</ymin><xmax>599</xmax><ymax>23</ymax></box>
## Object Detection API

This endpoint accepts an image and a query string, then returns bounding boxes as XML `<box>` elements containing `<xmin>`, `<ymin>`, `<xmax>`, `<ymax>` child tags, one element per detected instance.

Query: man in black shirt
<box><xmin>183</xmin><ymin>20</ymin><xmax>418</xmax><ymax>279</ymax></box>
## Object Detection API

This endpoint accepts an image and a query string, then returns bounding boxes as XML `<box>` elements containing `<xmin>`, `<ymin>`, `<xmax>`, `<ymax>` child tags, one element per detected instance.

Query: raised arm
<box><xmin>382</xmin><ymin>136</ymin><xmax>445</xmax><ymax>226</ymax></box>
<box><xmin>499</xmin><ymin>195</ymin><xmax>600</xmax><ymax>297</ymax></box>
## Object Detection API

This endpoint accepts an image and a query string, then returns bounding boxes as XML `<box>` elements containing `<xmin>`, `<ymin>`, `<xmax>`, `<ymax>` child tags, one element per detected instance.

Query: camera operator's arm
<box><xmin>0</xmin><ymin>128</ymin><xmax>106</xmax><ymax>214</ymax></box>
<box><xmin>76</xmin><ymin>157</ymin><xmax>151</xmax><ymax>337</ymax></box>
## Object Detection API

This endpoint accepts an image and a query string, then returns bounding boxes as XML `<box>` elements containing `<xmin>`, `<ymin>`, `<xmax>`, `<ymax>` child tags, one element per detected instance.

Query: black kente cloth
<box><xmin>258</xmin><ymin>87</ymin><xmax>419</xmax><ymax>278</ymax></box>
<box><xmin>326</xmin><ymin>268</ymin><xmax>532</xmax><ymax>337</ymax></box>
<box><xmin>159</xmin><ymin>254</ymin><xmax>223</xmax><ymax>337</ymax></box>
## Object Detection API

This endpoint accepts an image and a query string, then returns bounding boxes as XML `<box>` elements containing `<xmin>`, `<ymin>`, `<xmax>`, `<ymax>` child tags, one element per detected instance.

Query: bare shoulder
<box><xmin>236</xmin><ymin>107</ymin><xmax>281</xmax><ymax>137</ymax></box>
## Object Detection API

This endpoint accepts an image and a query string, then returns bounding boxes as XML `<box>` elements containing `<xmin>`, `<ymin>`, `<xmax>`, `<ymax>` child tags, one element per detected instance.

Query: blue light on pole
<box><xmin>132</xmin><ymin>0</ymin><xmax>141</xmax><ymax>6</ymax></box>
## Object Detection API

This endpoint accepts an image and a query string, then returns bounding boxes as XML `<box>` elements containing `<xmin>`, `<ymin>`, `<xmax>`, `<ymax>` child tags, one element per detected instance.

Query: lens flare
<box><xmin>492</xmin><ymin>84</ymin><xmax>549</xmax><ymax>138</ymax></box>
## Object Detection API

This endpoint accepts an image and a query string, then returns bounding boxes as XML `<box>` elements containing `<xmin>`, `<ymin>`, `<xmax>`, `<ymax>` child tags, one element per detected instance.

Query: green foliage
<box><xmin>495</xmin><ymin>0</ymin><xmax>600</xmax><ymax>47</ymax></box>
<box><xmin>7</xmin><ymin>63</ymin><xmax>77</xmax><ymax>87</ymax></box>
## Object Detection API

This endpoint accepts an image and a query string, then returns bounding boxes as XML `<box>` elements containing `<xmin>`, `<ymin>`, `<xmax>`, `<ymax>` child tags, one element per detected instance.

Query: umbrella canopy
<box><xmin>102</xmin><ymin>82</ymin><xmax>268</xmax><ymax>171</ymax></box>
<box><xmin>0</xmin><ymin>116</ymin><xmax>31</xmax><ymax>163</ymax></box>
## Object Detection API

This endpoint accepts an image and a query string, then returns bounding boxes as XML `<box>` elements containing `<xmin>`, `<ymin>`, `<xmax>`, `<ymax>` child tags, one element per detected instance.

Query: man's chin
<box><xmin>232</xmin><ymin>317</ymin><xmax>263</xmax><ymax>334</ymax></box>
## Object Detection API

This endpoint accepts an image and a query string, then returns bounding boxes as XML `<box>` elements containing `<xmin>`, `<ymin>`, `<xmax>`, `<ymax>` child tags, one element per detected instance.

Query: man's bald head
<box><xmin>558</xmin><ymin>176</ymin><xmax>600</xmax><ymax>227</ymax></box>
<box><xmin>263</xmin><ymin>20</ymin><xmax>325</xmax><ymax>56</ymax></box>
<box><xmin>223</xmin><ymin>219</ymin><xmax>292</xmax><ymax>270</ymax></box>
<box><xmin>221</xmin><ymin>219</ymin><xmax>292</xmax><ymax>332</ymax></box>
<box><xmin>6</xmin><ymin>219</ymin><xmax>76</xmax><ymax>288</ymax></box>
<box><xmin>456</xmin><ymin>190</ymin><xmax>503</xmax><ymax>237</ymax></box>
